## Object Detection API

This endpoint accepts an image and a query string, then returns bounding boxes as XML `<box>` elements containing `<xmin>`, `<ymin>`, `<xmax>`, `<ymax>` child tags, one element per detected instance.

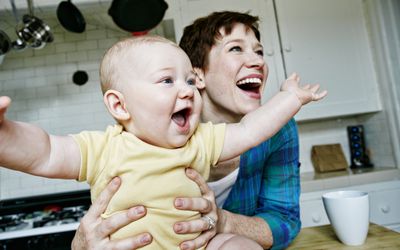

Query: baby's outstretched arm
<box><xmin>219</xmin><ymin>73</ymin><xmax>327</xmax><ymax>161</ymax></box>
<box><xmin>0</xmin><ymin>96</ymin><xmax>81</xmax><ymax>179</ymax></box>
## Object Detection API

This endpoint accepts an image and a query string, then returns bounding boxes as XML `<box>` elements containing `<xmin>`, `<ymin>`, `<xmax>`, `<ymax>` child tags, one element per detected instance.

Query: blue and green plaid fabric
<box><xmin>223</xmin><ymin>118</ymin><xmax>301</xmax><ymax>250</ymax></box>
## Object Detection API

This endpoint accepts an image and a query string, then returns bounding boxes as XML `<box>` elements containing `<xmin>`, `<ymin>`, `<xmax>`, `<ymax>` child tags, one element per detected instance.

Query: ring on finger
<box><xmin>202</xmin><ymin>215</ymin><xmax>216</xmax><ymax>230</ymax></box>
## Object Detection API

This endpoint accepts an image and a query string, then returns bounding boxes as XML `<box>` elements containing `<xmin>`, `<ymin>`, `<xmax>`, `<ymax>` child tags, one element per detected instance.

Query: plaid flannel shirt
<box><xmin>222</xmin><ymin>118</ymin><xmax>301</xmax><ymax>250</ymax></box>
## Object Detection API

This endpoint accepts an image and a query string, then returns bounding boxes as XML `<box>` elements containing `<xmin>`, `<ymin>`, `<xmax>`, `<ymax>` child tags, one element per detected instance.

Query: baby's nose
<box><xmin>178</xmin><ymin>84</ymin><xmax>194</xmax><ymax>99</ymax></box>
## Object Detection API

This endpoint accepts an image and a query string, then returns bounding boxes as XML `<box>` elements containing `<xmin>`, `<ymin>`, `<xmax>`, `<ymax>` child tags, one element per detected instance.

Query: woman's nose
<box><xmin>245</xmin><ymin>52</ymin><xmax>265</xmax><ymax>69</ymax></box>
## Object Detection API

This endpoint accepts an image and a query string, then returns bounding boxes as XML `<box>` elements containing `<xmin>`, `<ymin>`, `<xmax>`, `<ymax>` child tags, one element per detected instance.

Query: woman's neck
<box><xmin>200</xmin><ymin>93</ymin><xmax>243</xmax><ymax>124</ymax></box>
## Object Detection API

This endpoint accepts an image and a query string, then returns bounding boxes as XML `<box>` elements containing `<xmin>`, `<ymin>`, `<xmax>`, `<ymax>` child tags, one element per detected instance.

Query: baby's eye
<box><xmin>229</xmin><ymin>46</ymin><xmax>242</xmax><ymax>52</ymax></box>
<box><xmin>161</xmin><ymin>78</ymin><xmax>173</xmax><ymax>84</ymax></box>
<box><xmin>256</xmin><ymin>49</ymin><xmax>264</xmax><ymax>57</ymax></box>
<box><xmin>187</xmin><ymin>78</ymin><xmax>196</xmax><ymax>86</ymax></box>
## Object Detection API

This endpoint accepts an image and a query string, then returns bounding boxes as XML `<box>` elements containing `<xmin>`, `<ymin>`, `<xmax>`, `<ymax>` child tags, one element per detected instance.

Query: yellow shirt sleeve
<box><xmin>190</xmin><ymin>122</ymin><xmax>226</xmax><ymax>179</ymax></box>
<box><xmin>71</xmin><ymin>125</ymin><xmax>122</xmax><ymax>184</ymax></box>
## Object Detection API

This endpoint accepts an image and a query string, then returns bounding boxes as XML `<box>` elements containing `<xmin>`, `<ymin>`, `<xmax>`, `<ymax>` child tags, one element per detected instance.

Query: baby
<box><xmin>0</xmin><ymin>36</ymin><xmax>326</xmax><ymax>249</ymax></box>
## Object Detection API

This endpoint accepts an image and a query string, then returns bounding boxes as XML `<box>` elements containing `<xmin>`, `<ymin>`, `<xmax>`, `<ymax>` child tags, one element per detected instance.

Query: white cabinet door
<box><xmin>275</xmin><ymin>0</ymin><xmax>381</xmax><ymax>120</ymax></box>
<box><xmin>369</xmin><ymin>188</ymin><xmax>400</xmax><ymax>226</ymax></box>
<box><xmin>176</xmin><ymin>0</ymin><xmax>285</xmax><ymax>101</ymax></box>
<box><xmin>300</xmin><ymin>199</ymin><xmax>330</xmax><ymax>227</ymax></box>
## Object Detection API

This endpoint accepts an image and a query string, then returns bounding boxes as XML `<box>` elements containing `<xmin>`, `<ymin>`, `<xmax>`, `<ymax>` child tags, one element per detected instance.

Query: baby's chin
<box><xmin>164</xmin><ymin>137</ymin><xmax>192</xmax><ymax>149</ymax></box>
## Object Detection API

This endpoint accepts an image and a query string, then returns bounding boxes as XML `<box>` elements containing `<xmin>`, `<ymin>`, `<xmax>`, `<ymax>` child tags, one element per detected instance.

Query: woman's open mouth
<box><xmin>236</xmin><ymin>77</ymin><xmax>262</xmax><ymax>97</ymax></box>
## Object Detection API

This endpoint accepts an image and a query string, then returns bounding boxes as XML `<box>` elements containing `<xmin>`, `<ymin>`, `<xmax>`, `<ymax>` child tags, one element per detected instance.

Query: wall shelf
<box><xmin>301</xmin><ymin>167</ymin><xmax>400</xmax><ymax>192</ymax></box>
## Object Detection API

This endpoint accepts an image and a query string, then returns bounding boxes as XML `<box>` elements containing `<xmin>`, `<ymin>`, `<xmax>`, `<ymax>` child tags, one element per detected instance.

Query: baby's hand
<box><xmin>281</xmin><ymin>73</ymin><xmax>327</xmax><ymax>105</ymax></box>
<box><xmin>0</xmin><ymin>96</ymin><xmax>11</xmax><ymax>125</ymax></box>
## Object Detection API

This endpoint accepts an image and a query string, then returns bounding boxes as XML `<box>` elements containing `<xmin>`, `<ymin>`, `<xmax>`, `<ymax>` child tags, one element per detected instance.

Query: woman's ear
<box><xmin>194</xmin><ymin>67</ymin><xmax>206</xmax><ymax>89</ymax></box>
<box><xmin>103</xmin><ymin>90</ymin><xmax>130</xmax><ymax>121</ymax></box>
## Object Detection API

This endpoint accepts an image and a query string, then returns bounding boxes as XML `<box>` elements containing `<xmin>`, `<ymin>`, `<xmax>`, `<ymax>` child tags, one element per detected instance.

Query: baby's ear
<box><xmin>103</xmin><ymin>90</ymin><xmax>130</xmax><ymax>121</ymax></box>
<box><xmin>194</xmin><ymin>67</ymin><xmax>205</xmax><ymax>89</ymax></box>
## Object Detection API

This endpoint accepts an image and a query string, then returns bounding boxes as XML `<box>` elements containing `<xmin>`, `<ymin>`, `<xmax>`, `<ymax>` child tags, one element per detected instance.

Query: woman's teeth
<box><xmin>237</xmin><ymin>78</ymin><xmax>262</xmax><ymax>85</ymax></box>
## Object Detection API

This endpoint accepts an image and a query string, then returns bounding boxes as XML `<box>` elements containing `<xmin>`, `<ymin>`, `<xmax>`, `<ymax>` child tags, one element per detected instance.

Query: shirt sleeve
<box><xmin>256</xmin><ymin>118</ymin><xmax>301</xmax><ymax>249</ymax></box>
<box><xmin>192</xmin><ymin>122</ymin><xmax>226</xmax><ymax>178</ymax></box>
<box><xmin>71</xmin><ymin>129</ymin><xmax>109</xmax><ymax>184</ymax></box>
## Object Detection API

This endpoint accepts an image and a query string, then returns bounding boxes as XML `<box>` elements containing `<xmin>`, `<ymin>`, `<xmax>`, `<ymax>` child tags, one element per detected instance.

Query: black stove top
<box><xmin>0</xmin><ymin>205</ymin><xmax>88</xmax><ymax>233</ymax></box>
<box><xmin>0</xmin><ymin>189</ymin><xmax>91</xmax><ymax>217</ymax></box>
<box><xmin>0</xmin><ymin>189</ymin><xmax>91</xmax><ymax>248</ymax></box>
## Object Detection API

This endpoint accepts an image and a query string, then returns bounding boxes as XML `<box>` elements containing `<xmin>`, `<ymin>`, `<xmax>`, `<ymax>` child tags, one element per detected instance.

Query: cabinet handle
<box><xmin>312</xmin><ymin>214</ymin><xmax>321</xmax><ymax>223</ymax></box>
<box><xmin>266</xmin><ymin>50</ymin><xmax>274</xmax><ymax>56</ymax></box>
<box><xmin>380</xmin><ymin>205</ymin><xmax>390</xmax><ymax>214</ymax></box>
<box><xmin>283</xmin><ymin>45</ymin><xmax>291</xmax><ymax>52</ymax></box>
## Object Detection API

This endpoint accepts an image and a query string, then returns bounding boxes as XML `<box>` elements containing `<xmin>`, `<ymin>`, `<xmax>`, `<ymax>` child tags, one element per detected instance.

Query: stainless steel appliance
<box><xmin>0</xmin><ymin>190</ymin><xmax>90</xmax><ymax>250</ymax></box>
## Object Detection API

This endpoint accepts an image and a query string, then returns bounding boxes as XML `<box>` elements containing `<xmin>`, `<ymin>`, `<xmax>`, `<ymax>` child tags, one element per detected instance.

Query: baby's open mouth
<box><xmin>237</xmin><ymin>78</ymin><xmax>262</xmax><ymax>93</ymax></box>
<box><xmin>172</xmin><ymin>108</ymin><xmax>191</xmax><ymax>127</ymax></box>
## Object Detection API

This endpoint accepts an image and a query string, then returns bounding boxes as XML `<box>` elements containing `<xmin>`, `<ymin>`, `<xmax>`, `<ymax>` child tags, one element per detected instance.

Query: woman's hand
<box><xmin>71</xmin><ymin>177</ymin><xmax>152</xmax><ymax>250</ymax></box>
<box><xmin>173</xmin><ymin>168</ymin><xmax>218</xmax><ymax>250</ymax></box>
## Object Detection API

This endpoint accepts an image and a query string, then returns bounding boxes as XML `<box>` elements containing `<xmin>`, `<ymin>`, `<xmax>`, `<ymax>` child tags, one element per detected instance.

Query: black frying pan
<box><xmin>0</xmin><ymin>30</ymin><xmax>11</xmax><ymax>55</ymax></box>
<box><xmin>57</xmin><ymin>0</ymin><xmax>86</xmax><ymax>33</ymax></box>
<box><xmin>108</xmin><ymin>0</ymin><xmax>168</xmax><ymax>34</ymax></box>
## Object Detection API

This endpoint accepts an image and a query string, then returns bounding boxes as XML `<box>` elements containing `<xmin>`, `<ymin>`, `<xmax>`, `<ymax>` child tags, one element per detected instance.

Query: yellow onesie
<box><xmin>73</xmin><ymin>122</ymin><xmax>225</xmax><ymax>249</ymax></box>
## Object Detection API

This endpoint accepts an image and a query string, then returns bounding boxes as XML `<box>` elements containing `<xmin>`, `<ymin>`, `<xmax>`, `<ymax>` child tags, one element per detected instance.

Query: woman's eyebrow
<box><xmin>223</xmin><ymin>38</ymin><xmax>244</xmax><ymax>46</ymax></box>
<box><xmin>255</xmin><ymin>43</ymin><xmax>264</xmax><ymax>50</ymax></box>
<box><xmin>223</xmin><ymin>39</ymin><xmax>263</xmax><ymax>50</ymax></box>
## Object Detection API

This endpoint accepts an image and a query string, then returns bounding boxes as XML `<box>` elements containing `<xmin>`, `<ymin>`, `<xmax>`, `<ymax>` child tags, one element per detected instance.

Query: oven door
<box><xmin>0</xmin><ymin>230</ymin><xmax>75</xmax><ymax>250</ymax></box>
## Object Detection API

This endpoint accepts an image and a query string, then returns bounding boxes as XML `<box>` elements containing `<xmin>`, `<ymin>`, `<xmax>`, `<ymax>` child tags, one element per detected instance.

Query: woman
<box><xmin>72</xmin><ymin>11</ymin><xmax>301</xmax><ymax>250</ymax></box>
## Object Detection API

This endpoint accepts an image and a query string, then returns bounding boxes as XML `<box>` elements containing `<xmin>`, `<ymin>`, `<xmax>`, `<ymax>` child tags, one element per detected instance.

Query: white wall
<box><xmin>0</xmin><ymin>2</ymin><xmax>396</xmax><ymax>199</ymax></box>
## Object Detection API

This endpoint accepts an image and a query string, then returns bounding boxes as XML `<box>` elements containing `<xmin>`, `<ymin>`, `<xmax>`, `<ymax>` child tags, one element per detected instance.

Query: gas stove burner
<box><xmin>0</xmin><ymin>190</ymin><xmax>91</xmax><ymax>249</ymax></box>
<box><xmin>0</xmin><ymin>204</ymin><xmax>89</xmax><ymax>233</ymax></box>
<box><xmin>44</xmin><ymin>218</ymin><xmax>76</xmax><ymax>227</ymax></box>
<box><xmin>30</xmin><ymin>205</ymin><xmax>88</xmax><ymax>228</ymax></box>
<box><xmin>0</xmin><ymin>214</ymin><xmax>29</xmax><ymax>232</ymax></box>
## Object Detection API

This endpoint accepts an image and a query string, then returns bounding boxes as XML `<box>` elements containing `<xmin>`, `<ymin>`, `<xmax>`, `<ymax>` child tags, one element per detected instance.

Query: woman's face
<box><xmin>200</xmin><ymin>23</ymin><xmax>268</xmax><ymax>123</ymax></box>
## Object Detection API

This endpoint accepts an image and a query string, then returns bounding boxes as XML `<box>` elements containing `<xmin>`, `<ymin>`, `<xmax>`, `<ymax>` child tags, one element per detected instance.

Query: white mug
<box><xmin>322</xmin><ymin>190</ymin><xmax>369</xmax><ymax>246</ymax></box>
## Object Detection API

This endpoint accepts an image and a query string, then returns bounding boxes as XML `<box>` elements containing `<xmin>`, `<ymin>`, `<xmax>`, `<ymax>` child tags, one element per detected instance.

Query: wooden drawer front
<box><xmin>369</xmin><ymin>189</ymin><xmax>400</xmax><ymax>225</ymax></box>
<box><xmin>300</xmin><ymin>199</ymin><xmax>330</xmax><ymax>228</ymax></box>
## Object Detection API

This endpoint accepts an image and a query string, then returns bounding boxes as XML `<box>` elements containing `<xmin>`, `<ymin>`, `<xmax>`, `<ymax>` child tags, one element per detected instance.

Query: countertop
<box><xmin>300</xmin><ymin>167</ymin><xmax>400</xmax><ymax>192</ymax></box>
<box><xmin>286</xmin><ymin>223</ymin><xmax>400</xmax><ymax>249</ymax></box>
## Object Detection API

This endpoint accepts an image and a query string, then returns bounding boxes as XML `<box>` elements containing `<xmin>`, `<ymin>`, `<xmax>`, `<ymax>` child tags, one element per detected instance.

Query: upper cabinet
<box><xmin>274</xmin><ymin>0</ymin><xmax>381</xmax><ymax>120</ymax></box>
<box><xmin>171</xmin><ymin>0</ymin><xmax>382</xmax><ymax>121</ymax></box>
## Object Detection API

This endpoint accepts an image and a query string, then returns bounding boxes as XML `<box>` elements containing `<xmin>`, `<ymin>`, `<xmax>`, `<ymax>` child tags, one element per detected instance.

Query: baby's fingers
<box><xmin>0</xmin><ymin>96</ymin><xmax>11</xmax><ymax>122</ymax></box>
<box><xmin>287</xmin><ymin>72</ymin><xmax>300</xmax><ymax>81</ymax></box>
<box><xmin>302</xmin><ymin>84</ymin><xmax>311</xmax><ymax>90</ymax></box>
<box><xmin>309</xmin><ymin>84</ymin><xmax>321</xmax><ymax>93</ymax></box>
<box><xmin>0</xmin><ymin>96</ymin><xmax>11</xmax><ymax>109</ymax></box>
<box><xmin>312</xmin><ymin>90</ymin><xmax>328</xmax><ymax>101</ymax></box>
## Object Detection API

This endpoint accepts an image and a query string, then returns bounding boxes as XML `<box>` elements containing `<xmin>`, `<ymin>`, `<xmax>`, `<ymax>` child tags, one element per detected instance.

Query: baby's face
<box><xmin>120</xmin><ymin>42</ymin><xmax>202</xmax><ymax>148</ymax></box>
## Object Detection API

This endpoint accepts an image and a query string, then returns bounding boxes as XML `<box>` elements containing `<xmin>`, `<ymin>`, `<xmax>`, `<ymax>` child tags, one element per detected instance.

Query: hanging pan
<box><xmin>57</xmin><ymin>0</ymin><xmax>86</xmax><ymax>33</ymax></box>
<box><xmin>0</xmin><ymin>30</ymin><xmax>11</xmax><ymax>55</ymax></box>
<box><xmin>108</xmin><ymin>0</ymin><xmax>168</xmax><ymax>35</ymax></box>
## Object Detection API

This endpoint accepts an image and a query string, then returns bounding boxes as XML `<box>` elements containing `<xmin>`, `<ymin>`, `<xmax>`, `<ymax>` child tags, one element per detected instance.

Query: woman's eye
<box><xmin>256</xmin><ymin>49</ymin><xmax>264</xmax><ymax>56</ymax></box>
<box><xmin>229</xmin><ymin>46</ymin><xmax>242</xmax><ymax>52</ymax></box>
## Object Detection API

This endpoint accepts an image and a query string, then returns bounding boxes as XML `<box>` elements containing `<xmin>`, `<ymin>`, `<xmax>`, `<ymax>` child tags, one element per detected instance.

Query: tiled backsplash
<box><xmin>0</xmin><ymin>4</ymin><xmax>396</xmax><ymax>199</ymax></box>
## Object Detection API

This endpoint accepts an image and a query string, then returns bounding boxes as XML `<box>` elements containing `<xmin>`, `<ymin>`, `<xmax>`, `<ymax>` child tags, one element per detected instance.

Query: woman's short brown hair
<box><xmin>179</xmin><ymin>11</ymin><xmax>260</xmax><ymax>70</ymax></box>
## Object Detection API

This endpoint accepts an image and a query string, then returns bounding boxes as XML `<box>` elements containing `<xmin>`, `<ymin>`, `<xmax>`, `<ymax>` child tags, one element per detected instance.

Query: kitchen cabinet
<box><xmin>369</xmin><ymin>188</ymin><xmax>400</xmax><ymax>230</ymax></box>
<box><xmin>300</xmin><ymin>199</ymin><xmax>330</xmax><ymax>227</ymax></box>
<box><xmin>172</xmin><ymin>0</ymin><xmax>382</xmax><ymax>121</ymax></box>
<box><xmin>300</xmin><ymin>180</ymin><xmax>400</xmax><ymax>230</ymax></box>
